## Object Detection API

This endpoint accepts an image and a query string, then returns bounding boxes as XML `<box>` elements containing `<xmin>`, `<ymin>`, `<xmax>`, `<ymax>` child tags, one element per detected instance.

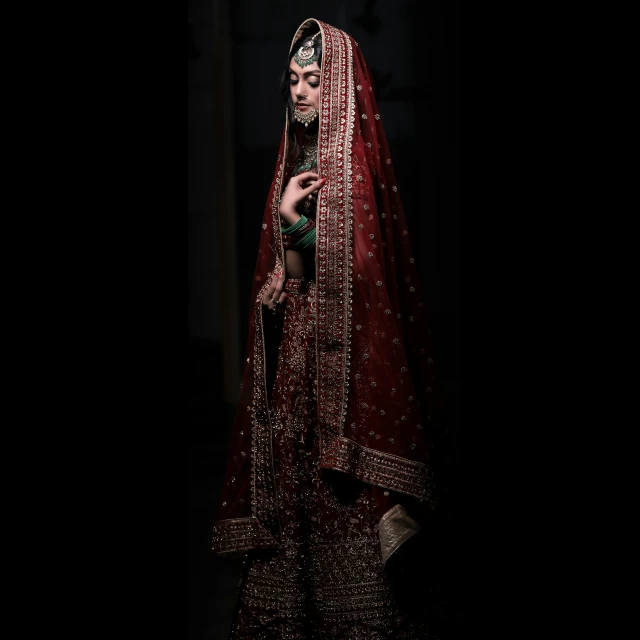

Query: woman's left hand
<box><xmin>279</xmin><ymin>172</ymin><xmax>326</xmax><ymax>224</ymax></box>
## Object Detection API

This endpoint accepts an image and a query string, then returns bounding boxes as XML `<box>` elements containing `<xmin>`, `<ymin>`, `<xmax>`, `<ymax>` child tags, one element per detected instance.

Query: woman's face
<box><xmin>288</xmin><ymin>58</ymin><xmax>321</xmax><ymax>115</ymax></box>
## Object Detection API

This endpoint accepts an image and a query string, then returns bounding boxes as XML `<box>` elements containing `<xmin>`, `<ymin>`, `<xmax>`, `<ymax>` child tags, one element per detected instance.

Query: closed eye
<box><xmin>290</xmin><ymin>80</ymin><xmax>319</xmax><ymax>87</ymax></box>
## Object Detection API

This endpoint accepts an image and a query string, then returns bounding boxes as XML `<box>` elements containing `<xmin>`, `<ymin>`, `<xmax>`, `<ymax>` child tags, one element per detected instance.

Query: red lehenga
<box><xmin>212</xmin><ymin>18</ymin><xmax>440</xmax><ymax>639</ymax></box>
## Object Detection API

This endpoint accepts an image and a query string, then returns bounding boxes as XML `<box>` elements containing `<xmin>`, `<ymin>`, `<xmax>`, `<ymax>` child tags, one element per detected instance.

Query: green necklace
<box><xmin>294</xmin><ymin>133</ymin><xmax>318</xmax><ymax>175</ymax></box>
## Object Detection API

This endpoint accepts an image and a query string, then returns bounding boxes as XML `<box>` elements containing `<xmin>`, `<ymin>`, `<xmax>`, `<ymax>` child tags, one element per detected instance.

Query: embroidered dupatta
<box><xmin>212</xmin><ymin>18</ymin><xmax>439</xmax><ymax>560</ymax></box>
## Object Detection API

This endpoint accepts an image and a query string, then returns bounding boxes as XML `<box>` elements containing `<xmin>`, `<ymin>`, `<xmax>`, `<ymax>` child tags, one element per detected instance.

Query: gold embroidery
<box><xmin>315</xmin><ymin>23</ymin><xmax>354</xmax><ymax>449</ymax></box>
<box><xmin>211</xmin><ymin>517</ymin><xmax>278</xmax><ymax>554</ymax></box>
<box><xmin>321</xmin><ymin>436</ymin><xmax>435</xmax><ymax>501</ymax></box>
<box><xmin>378</xmin><ymin>504</ymin><xmax>421</xmax><ymax>564</ymax></box>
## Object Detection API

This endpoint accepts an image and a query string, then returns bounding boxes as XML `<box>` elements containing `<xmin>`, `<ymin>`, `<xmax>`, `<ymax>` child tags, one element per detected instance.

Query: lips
<box><xmin>296</xmin><ymin>104</ymin><xmax>310</xmax><ymax>107</ymax></box>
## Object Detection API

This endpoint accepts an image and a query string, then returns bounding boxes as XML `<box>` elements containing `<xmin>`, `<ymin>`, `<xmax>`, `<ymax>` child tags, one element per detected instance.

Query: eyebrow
<box><xmin>288</xmin><ymin>69</ymin><xmax>321</xmax><ymax>77</ymax></box>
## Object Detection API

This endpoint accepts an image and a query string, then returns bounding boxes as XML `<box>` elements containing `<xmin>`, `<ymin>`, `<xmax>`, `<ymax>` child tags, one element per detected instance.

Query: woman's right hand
<box><xmin>279</xmin><ymin>172</ymin><xmax>326</xmax><ymax>221</ymax></box>
<box><xmin>261</xmin><ymin>270</ymin><xmax>287</xmax><ymax>314</ymax></box>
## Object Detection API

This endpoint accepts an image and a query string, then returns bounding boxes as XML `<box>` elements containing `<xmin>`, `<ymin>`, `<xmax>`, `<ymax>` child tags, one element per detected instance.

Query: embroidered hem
<box><xmin>320</xmin><ymin>436</ymin><xmax>435</xmax><ymax>502</ymax></box>
<box><xmin>211</xmin><ymin>517</ymin><xmax>280</xmax><ymax>555</ymax></box>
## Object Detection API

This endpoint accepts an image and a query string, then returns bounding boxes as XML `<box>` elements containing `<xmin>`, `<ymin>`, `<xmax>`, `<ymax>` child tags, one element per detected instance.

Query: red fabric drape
<box><xmin>212</xmin><ymin>18</ymin><xmax>440</xmax><ymax>556</ymax></box>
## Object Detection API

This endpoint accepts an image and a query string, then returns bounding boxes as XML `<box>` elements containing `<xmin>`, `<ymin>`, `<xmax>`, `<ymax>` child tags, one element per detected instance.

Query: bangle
<box><xmin>294</xmin><ymin>226</ymin><xmax>317</xmax><ymax>250</ymax></box>
<box><xmin>281</xmin><ymin>216</ymin><xmax>307</xmax><ymax>235</ymax></box>
<box><xmin>288</xmin><ymin>218</ymin><xmax>314</xmax><ymax>239</ymax></box>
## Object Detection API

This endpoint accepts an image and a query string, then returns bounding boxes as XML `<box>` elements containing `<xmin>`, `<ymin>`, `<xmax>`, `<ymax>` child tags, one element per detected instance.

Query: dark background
<box><xmin>188</xmin><ymin>1</ymin><xmax>460</xmax><ymax>637</ymax></box>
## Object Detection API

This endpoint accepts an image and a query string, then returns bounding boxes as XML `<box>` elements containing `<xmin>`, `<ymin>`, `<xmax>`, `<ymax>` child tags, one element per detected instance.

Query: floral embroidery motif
<box><xmin>350</xmin><ymin>153</ymin><xmax>369</xmax><ymax>198</ymax></box>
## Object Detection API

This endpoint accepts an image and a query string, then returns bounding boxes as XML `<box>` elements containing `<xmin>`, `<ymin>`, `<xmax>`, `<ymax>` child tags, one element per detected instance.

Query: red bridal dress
<box><xmin>212</xmin><ymin>18</ymin><xmax>441</xmax><ymax>639</ymax></box>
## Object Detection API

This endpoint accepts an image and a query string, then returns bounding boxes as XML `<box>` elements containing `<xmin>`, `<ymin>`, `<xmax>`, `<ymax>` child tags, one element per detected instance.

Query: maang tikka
<box><xmin>293</xmin><ymin>31</ymin><xmax>321</xmax><ymax>127</ymax></box>
<box><xmin>293</xmin><ymin>30</ymin><xmax>321</xmax><ymax>67</ymax></box>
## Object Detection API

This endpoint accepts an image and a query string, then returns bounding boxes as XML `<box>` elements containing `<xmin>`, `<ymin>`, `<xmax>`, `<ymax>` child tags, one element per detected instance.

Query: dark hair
<box><xmin>279</xmin><ymin>26</ymin><xmax>322</xmax><ymax>163</ymax></box>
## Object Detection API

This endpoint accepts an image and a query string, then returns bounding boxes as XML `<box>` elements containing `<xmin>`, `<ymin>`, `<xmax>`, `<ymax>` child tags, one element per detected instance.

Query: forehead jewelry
<box><xmin>293</xmin><ymin>31</ymin><xmax>321</xmax><ymax>67</ymax></box>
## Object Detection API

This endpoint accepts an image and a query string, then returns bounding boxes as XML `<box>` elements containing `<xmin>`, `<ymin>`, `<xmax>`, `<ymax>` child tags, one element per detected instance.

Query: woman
<box><xmin>212</xmin><ymin>18</ymin><xmax>440</xmax><ymax>638</ymax></box>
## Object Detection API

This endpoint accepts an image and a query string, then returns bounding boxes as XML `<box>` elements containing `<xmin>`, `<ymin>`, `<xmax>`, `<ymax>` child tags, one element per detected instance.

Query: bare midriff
<box><xmin>285</xmin><ymin>249</ymin><xmax>306</xmax><ymax>279</ymax></box>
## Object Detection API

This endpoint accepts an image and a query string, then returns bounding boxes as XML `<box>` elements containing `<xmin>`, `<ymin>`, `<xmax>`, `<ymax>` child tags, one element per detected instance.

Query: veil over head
<box><xmin>212</xmin><ymin>18</ymin><xmax>439</xmax><ymax>558</ymax></box>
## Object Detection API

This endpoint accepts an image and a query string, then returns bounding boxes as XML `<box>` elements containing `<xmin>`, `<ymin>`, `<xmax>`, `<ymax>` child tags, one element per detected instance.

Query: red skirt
<box><xmin>231</xmin><ymin>279</ymin><xmax>426</xmax><ymax>639</ymax></box>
